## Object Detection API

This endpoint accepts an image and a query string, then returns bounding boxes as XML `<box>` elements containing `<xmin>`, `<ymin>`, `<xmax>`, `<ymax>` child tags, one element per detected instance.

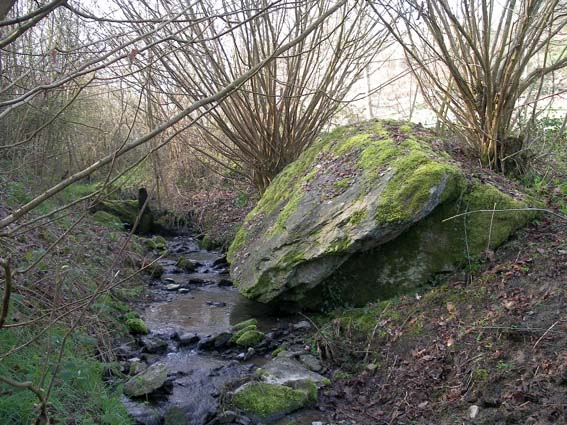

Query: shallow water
<box><xmin>124</xmin><ymin>235</ymin><xmax>328</xmax><ymax>425</ymax></box>
<box><xmin>144</xmin><ymin>285</ymin><xmax>280</xmax><ymax>335</ymax></box>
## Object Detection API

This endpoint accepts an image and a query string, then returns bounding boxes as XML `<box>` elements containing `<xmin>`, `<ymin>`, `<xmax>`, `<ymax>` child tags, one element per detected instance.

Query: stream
<box><xmin>119</xmin><ymin>235</ymin><xmax>333</xmax><ymax>425</ymax></box>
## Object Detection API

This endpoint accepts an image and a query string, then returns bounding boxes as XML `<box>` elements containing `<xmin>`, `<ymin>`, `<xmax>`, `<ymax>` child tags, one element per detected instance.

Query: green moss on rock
<box><xmin>235</xmin><ymin>330</ymin><xmax>264</xmax><ymax>347</ymax></box>
<box><xmin>228</xmin><ymin>119</ymin><xmax>536</xmax><ymax>309</ymax></box>
<box><xmin>233</xmin><ymin>382</ymin><xmax>311</xmax><ymax>421</ymax></box>
<box><xmin>126</xmin><ymin>318</ymin><xmax>149</xmax><ymax>335</ymax></box>
<box><xmin>461</xmin><ymin>183</ymin><xmax>537</xmax><ymax>254</ymax></box>
<box><xmin>374</xmin><ymin>159</ymin><xmax>464</xmax><ymax>224</ymax></box>
<box><xmin>232</xmin><ymin>318</ymin><xmax>258</xmax><ymax>332</ymax></box>
<box><xmin>176</xmin><ymin>256</ymin><xmax>197</xmax><ymax>272</ymax></box>
<box><xmin>91</xmin><ymin>211</ymin><xmax>124</xmax><ymax>230</ymax></box>
<box><xmin>93</xmin><ymin>200</ymin><xmax>154</xmax><ymax>234</ymax></box>
<box><xmin>231</xmin><ymin>324</ymin><xmax>258</xmax><ymax>343</ymax></box>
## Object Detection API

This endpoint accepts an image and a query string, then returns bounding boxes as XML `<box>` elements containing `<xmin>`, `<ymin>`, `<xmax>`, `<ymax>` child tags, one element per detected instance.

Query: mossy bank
<box><xmin>0</xmin><ymin>182</ymin><xmax>154</xmax><ymax>424</ymax></box>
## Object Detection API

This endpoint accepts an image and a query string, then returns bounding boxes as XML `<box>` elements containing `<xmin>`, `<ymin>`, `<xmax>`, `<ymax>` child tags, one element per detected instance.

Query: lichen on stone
<box><xmin>228</xmin><ymin>119</ymin><xmax>537</xmax><ymax>309</ymax></box>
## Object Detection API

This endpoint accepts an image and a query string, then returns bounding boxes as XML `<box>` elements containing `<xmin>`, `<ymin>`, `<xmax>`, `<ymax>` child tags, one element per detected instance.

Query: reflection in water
<box><xmin>144</xmin><ymin>286</ymin><xmax>280</xmax><ymax>335</ymax></box>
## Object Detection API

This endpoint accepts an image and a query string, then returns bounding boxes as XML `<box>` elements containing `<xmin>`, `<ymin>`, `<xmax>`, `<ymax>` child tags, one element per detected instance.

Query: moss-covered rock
<box><xmin>235</xmin><ymin>330</ymin><xmax>264</xmax><ymax>347</ymax></box>
<box><xmin>232</xmin><ymin>382</ymin><xmax>312</xmax><ymax>421</ymax></box>
<box><xmin>91</xmin><ymin>211</ymin><xmax>124</xmax><ymax>230</ymax></box>
<box><xmin>143</xmin><ymin>236</ymin><xmax>167</xmax><ymax>252</ymax></box>
<box><xmin>176</xmin><ymin>256</ymin><xmax>198</xmax><ymax>272</ymax></box>
<box><xmin>232</xmin><ymin>318</ymin><xmax>258</xmax><ymax>332</ymax></box>
<box><xmin>231</xmin><ymin>324</ymin><xmax>258</xmax><ymax>343</ymax></box>
<box><xmin>126</xmin><ymin>318</ymin><xmax>149</xmax><ymax>335</ymax></box>
<box><xmin>123</xmin><ymin>362</ymin><xmax>168</xmax><ymax>397</ymax></box>
<box><xmin>91</xmin><ymin>200</ymin><xmax>154</xmax><ymax>234</ymax></box>
<box><xmin>228</xmin><ymin>119</ymin><xmax>537</xmax><ymax>308</ymax></box>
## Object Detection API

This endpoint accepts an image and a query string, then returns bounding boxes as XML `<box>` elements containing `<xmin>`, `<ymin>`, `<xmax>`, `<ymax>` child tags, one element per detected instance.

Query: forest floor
<box><xmin>316</xmin><ymin>214</ymin><xmax>567</xmax><ymax>425</ymax></box>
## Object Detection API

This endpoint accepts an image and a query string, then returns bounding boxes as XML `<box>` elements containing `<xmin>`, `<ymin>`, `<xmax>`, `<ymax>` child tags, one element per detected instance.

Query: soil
<box><xmin>317</xmin><ymin>215</ymin><xmax>567</xmax><ymax>424</ymax></box>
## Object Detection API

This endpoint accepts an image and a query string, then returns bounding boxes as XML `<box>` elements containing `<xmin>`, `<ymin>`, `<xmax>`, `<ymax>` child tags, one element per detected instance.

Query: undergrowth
<box><xmin>0</xmin><ymin>179</ymin><xmax>149</xmax><ymax>424</ymax></box>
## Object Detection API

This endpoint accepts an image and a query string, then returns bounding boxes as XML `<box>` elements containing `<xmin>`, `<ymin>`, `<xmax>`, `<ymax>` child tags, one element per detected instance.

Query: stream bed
<box><xmin>119</xmin><ymin>235</ymin><xmax>334</xmax><ymax>425</ymax></box>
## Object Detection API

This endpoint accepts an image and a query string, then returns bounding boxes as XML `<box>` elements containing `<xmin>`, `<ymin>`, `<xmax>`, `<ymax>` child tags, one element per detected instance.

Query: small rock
<box><xmin>212</xmin><ymin>255</ymin><xmax>228</xmax><ymax>267</ymax></box>
<box><xmin>233</xmin><ymin>382</ymin><xmax>312</xmax><ymax>421</ymax></box>
<box><xmin>235</xmin><ymin>330</ymin><xmax>264</xmax><ymax>347</ymax></box>
<box><xmin>123</xmin><ymin>362</ymin><xmax>169</xmax><ymax>397</ymax></box>
<box><xmin>218</xmin><ymin>278</ymin><xmax>233</xmax><ymax>287</ymax></box>
<box><xmin>178</xmin><ymin>288</ymin><xmax>190</xmax><ymax>294</ymax></box>
<box><xmin>300</xmin><ymin>354</ymin><xmax>323</xmax><ymax>372</ymax></box>
<box><xmin>216</xmin><ymin>410</ymin><xmax>238</xmax><ymax>424</ymax></box>
<box><xmin>164</xmin><ymin>406</ymin><xmax>187</xmax><ymax>425</ymax></box>
<box><xmin>176</xmin><ymin>256</ymin><xmax>201</xmax><ymax>272</ymax></box>
<box><xmin>129</xmin><ymin>358</ymin><xmax>148</xmax><ymax>375</ymax></box>
<box><xmin>198</xmin><ymin>336</ymin><xmax>216</xmax><ymax>351</ymax></box>
<box><xmin>293</xmin><ymin>320</ymin><xmax>312</xmax><ymax>331</ymax></box>
<box><xmin>232</xmin><ymin>319</ymin><xmax>258</xmax><ymax>332</ymax></box>
<box><xmin>141</xmin><ymin>335</ymin><xmax>168</xmax><ymax>354</ymax></box>
<box><xmin>213</xmin><ymin>332</ymin><xmax>233</xmax><ymax>349</ymax></box>
<box><xmin>166</xmin><ymin>284</ymin><xmax>181</xmax><ymax>291</ymax></box>
<box><xmin>164</xmin><ymin>277</ymin><xmax>176</xmax><ymax>283</ymax></box>
<box><xmin>469</xmin><ymin>405</ymin><xmax>480</xmax><ymax>419</ymax></box>
<box><xmin>259</xmin><ymin>356</ymin><xmax>329</xmax><ymax>388</ymax></box>
<box><xmin>178</xmin><ymin>333</ymin><xmax>200</xmax><ymax>346</ymax></box>
<box><xmin>206</xmin><ymin>301</ymin><xmax>227</xmax><ymax>307</ymax></box>
<box><xmin>312</xmin><ymin>422</ymin><xmax>324</xmax><ymax>425</ymax></box>
<box><xmin>275</xmin><ymin>350</ymin><xmax>302</xmax><ymax>359</ymax></box>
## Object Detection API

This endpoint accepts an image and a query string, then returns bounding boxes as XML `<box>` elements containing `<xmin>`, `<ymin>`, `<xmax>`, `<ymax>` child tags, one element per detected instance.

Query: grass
<box><xmin>0</xmin><ymin>179</ymin><xmax>149</xmax><ymax>424</ymax></box>
<box><xmin>0</xmin><ymin>326</ymin><xmax>132</xmax><ymax>424</ymax></box>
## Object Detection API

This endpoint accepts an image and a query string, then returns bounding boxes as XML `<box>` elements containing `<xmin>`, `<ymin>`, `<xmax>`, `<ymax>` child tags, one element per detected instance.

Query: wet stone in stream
<box><xmin>122</xmin><ymin>236</ymin><xmax>330</xmax><ymax>425</ymax></box>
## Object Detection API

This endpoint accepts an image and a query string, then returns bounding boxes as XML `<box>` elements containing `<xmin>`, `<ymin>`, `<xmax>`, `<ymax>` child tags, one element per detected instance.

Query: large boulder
<box><xmin>228</xmin><ymin>120</ymin><xmax>536</xmax><ymax>309</ymax></box>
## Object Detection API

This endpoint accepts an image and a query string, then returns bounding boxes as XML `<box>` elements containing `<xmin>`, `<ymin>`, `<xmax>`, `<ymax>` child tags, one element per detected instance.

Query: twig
<box><xmin>0</xmin><ymin>257</ymin><xmax>12</xmax><ymax>329</ymax></box>
<box><xmin>533</xmin><ymin>320</ymin><xmax>559</xmax><ymax>350</ymax></box>
<box><xmin>364</xmin><ymin>301</ymin><xmax>391</xmax><ymax>363</ymax></box>
<box><xmin>487</xmin><ymin>202</ymin><xmax>497</xmax><ymax>251</ymax></box>
<box><xmin>443</xmin><ymin>208</ymin><xmax>567</xmax><ymax>223</ymax></box>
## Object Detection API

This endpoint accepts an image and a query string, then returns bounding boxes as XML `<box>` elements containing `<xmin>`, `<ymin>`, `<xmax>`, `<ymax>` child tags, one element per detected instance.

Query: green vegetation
<box><xmin>0</xmin><ymin>181</ymin><xmax>150</xmax><ymax>424</ymax></box>
<box><xmin>235</xmin><ymin>330</ymin><xmax>265</xmax><ymax>347</ymax></box>
<box><xmin>233</xmin><ymin>382</ymin><xmax>312</xmax><ymax>420</ymax></box>
<box><xmin>92</xmin><ymin>211</ymin><xmax>124</xmax><ymax>230</ymax></box>
<box><xmin>0</xmin><ymin>328</ymin><xmax>132</xmax><ymax>424</ymax></box>
<box><xmin>126</xmin><ymin>318</ymin><xmax>149</xmax><ymax>335</ymax></box>
<box><xmin>231</xmin><ymin>324</ymin><xmax>258</xmax><ymax>342</ymax></box>
<box><xmin>232</xmin><ymin>318</ymin><xmax>258</xmax><ymax>331</ymax></box>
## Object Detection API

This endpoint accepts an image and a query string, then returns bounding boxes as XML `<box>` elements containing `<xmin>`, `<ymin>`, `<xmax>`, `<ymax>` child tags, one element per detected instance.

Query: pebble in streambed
<box><xmin>119</xmin><ymin>235</ymin><xmax>331</xmax><ymax>425</ymax></box>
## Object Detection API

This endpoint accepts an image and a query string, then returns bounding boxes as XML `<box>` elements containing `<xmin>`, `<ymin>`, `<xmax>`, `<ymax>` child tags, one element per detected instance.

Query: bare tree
<box><xmin>118</xmin><ymin>0</ymin><xmax>387</xmax><ymax>192</ymax></box>
<box><xmin>0</xmin><ymin>1</ymin><xmax>357</xmax><ymax>421</ymax></box>
<box><xmin>370</xmin><ymin>0</ymin><xmax>567</xmax><ymax>172</ymax></box>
